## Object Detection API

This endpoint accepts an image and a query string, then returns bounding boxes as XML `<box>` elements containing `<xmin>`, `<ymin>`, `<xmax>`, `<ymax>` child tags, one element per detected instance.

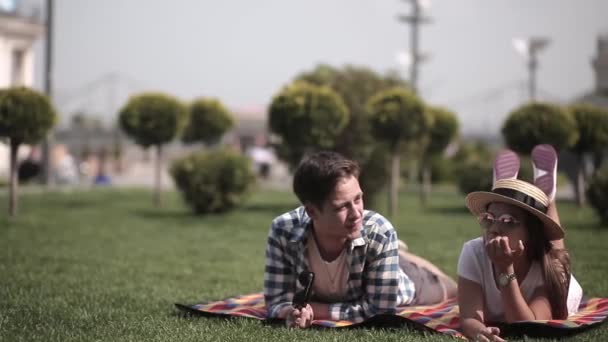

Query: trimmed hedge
<box><xmin>170</xmin><ymin>149</ymin><xmax>255</xmax><ymax>214</ymax></box>
<box><xmin>587</xmin><ymin>166</ymin><xmax>608</xmax><ymax>225</ymax></box>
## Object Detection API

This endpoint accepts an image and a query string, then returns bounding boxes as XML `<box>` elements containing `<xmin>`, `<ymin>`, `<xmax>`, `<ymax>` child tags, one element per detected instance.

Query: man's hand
<box><xmin>474</xmin><ymin>326</ymin><xmax>505</xmax><ymax>342</ymax></box>
<box><xmin>485</xmin><ymin>236</ymin><xmax>524</xmax><ymax>271</ymax></box>
<box><xmin>285</xmin><ymin>304</ymin><xmax>314</xmax><ymax>329</ymax></box>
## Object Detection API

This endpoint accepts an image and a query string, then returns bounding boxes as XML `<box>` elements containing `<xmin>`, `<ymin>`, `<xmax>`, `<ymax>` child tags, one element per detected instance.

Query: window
<box><xmin>11</xmin><ymin>48</ymin><xmax>25</xmax><ymax>86</ymax></box>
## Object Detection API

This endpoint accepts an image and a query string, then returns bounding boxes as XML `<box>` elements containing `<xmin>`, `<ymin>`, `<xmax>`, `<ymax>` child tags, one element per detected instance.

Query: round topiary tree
<box><xmin>366</xmin><ymin>87</ymin><xmax>431</xmax><ymax>217</ymax></box>
<box><xmin>269</xmin><ymin>81</ymin><xmax>350</xmax><ymax>168</ymax></box>
<box><xmin>182</xmin><ymin>97</ymin><xmax>234</xmax><ymax>145</ymax></box>
<box><xmin>170</xmin><ymin>149</ymin><xmax>256</xmax><ymax>214</ymax></box>
<box><xmin>568</xmin><ymin>104</ymin><xmax>608</xmax><ymax>206</ymax></box>
<box><xmin>420</xmin><ymin>105</ymin><xmax>459</xmax><ymax>206</ymax></box>
<box><xmin>501</xmin><ymin>102</ymin><xmax>578</xmax><ymax>154</ymax></box>
<box><xmin>452</xmin><ymin>141</ymin><xmax>494</xmax><ymax>196</ymax></box>
<box><xmin>296</xmin><ymin>65</ymin><xmax>408</xmax><ymax>207</ymax></box>
<box><xmin>118</xmin><ymin>92</ymin><xmax>186</xmax><ymax>207</ymax></box>
<box><xmin>0</xmin><ymin>87</ymin><xmax>57</xmax><ymax>216</ymax></box>
<box><xmin>587</xmin><ymin>166</ymin><xmax>608</xmax><ymax>225</ymax></box>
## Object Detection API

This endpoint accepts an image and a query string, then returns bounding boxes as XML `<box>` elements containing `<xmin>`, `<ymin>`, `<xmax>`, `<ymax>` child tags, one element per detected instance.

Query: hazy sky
<box><xmin>29</xmin><ymin>0</ymin><xmax>608</xmax><ymax>135</ymax></box>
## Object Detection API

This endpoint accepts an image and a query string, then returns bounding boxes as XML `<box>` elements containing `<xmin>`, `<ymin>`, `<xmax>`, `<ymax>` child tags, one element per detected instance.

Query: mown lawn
<box><xmin>1</xmin><ymin>187</ymin><xmax>607</xmax><ymax>341</ymax></box>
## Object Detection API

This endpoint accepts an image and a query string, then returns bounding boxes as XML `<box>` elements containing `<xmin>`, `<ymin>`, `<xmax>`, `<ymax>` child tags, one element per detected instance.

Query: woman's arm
<box><xmin>458</xmin><ymin>276</ymin><xmax>504</xmax><ymax>342</ymax></box>
<box><xmin>498</xmin><ymin>264</ymin><xmax>552</xmax><ymax>321</ymax></box>
<box><xmin>488</xmin><ymin>237</ymin><xmax>552</xmax><ymax>322</ymax></box>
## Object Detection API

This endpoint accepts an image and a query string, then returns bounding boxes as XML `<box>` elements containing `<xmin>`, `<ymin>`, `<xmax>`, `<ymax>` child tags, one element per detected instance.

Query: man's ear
<box><xmin>304</xmin><ymin>202</ymin><xmax>320</xmax><ymax>220</ymax></box>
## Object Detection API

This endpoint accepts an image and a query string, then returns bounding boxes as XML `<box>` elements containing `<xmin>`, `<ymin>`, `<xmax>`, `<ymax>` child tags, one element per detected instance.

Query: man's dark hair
<box><xmin>292</xmin><ymin>151</ymin><xmax>360</xmax><ymax>207</ymax></box>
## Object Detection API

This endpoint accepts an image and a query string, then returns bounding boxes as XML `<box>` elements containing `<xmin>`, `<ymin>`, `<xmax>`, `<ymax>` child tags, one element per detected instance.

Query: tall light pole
<box><xmin>396</xmin><ymin>0</ymin><xmax>432</xmax><ymax>205</ymax></box>
<box><xmin>512</xmin><ymin>37</ymin><xmax>550</xmax><ymax>101</ymax></box>
<box><xmin>397</xmin><ymin>0</ymin><xmax>431</xmax><ymax>94</ymax></box>
<box><xmin>41</xmin><ymin>0</ymin><xmax>54</xmax><ymax>185</ymax></box>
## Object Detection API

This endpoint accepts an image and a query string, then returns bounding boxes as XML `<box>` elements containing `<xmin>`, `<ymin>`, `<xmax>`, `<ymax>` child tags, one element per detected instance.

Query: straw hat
<box><xmin>465</xmin><ymin>178</ymin><xmax>564</xmax><ymax>240</ymax></box>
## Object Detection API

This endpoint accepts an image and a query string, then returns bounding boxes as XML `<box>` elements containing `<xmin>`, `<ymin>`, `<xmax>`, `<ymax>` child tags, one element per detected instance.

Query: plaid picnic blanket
<box><xmin>175</xmin><ymin>293</ymin><xmax>608</xmax><ymax>339</ymax></box>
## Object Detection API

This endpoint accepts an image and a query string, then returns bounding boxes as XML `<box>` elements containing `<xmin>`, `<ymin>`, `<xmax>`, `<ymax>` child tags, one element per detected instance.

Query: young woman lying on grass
<box><xmin>458</xmin><ymin>145</ymin><xmax>583</xmax><ymax>342</ymax></box>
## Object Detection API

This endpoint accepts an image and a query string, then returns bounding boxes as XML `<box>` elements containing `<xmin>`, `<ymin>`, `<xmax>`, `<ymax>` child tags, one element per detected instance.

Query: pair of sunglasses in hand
<box><xmin>292</xmin><ymin>271</ymin><xmax>315</xmax><ymax>309</ymax></box>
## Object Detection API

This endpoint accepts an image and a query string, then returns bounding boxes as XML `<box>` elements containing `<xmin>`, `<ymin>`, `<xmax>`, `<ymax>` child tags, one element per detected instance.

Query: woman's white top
<box><xmin>457</xmin><ymin>237</ymin><xmax>583</xmax><ymax>322</ymax></box>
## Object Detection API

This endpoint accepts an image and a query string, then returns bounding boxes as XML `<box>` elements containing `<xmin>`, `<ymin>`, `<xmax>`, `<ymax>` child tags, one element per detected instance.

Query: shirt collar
<box><xmin>288</xmin><ymin>206</ymin><xmax>370</xmax><ymax>249</ymax></box>
<box><xmin>288</xmin><ymin>206</ymin><xmax>311</xmax><ymax>243</ymax></box>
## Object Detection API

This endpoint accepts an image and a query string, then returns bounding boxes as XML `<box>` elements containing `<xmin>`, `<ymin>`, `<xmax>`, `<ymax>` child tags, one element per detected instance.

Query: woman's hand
<box><xmin>285</xmin><ymin>304</ymin><xmax>314</xmax><ymax>328</ymax></box>
<box><xmin>485</xmin><ymin>236</ymin><xmax>524</xmax><ymax>271</ymax></box>
<box><xmin>473</xmin><ymin>326</ymin><xmax>505</xmax><ymax>342</ymax></box>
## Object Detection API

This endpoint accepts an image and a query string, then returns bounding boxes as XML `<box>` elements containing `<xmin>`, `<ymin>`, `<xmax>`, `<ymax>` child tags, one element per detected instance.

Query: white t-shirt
<box><xmin>457</xmin><ymin>237</ymin><xmax>583</xmax><ymax>322</ymax></box>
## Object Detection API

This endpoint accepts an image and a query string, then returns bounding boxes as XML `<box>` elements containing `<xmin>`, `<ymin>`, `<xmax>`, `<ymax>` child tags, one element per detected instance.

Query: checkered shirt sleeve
<box><xmin>263</xmin><ymin>210</ymin><xmax>300</xmax><ymax>318</ymax></box>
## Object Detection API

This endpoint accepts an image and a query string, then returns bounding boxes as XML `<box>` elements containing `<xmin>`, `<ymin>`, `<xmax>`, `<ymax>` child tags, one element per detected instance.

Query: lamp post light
<box><xmin>41</xmin><ymin>0</ymin><xmax>54</xmax><ymax>185</ymax></box>
<box><xmin>512</xmin><ymin>37</ymin><xmax>550</xmax><ymax>101</ymax></box>
<box><xmin>397</xmin><ymin>0</ymin><xmax>432</xmax><ymax>94</ymax></box>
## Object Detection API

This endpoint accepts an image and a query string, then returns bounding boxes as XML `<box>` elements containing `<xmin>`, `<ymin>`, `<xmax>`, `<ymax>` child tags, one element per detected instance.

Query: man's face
<box><xmin>306</xmin><ymin>175</ymin><xmax>364</xmax><ymax>241</ymax></box>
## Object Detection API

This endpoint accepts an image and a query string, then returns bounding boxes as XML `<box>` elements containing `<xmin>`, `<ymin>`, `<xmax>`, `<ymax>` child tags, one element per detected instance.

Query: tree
<box><xmin>569</xmin><ymin>104</ymin><xmax>608</xmax><ymax>206</ymax></box>
<box><xmin>453</xmin><ymin>141</ymin><xmax>494</xmax><ymax>195</ymax></box>
<box><xmin>367</xmin><ymin>87</ymin><xmax>430</xmax><ymax>218</ymax></box>
<box><xmin>0</xmin><ymin>87</ymin><xmax>57</xmax><ymax>216</ymax></box>
<box><xmin>295</xmin><ymin>64</ymin><xmax>408</xmax><ymax>206</ymax></box>
<box><xmin>182</xmin><ymin>97</ymin><xmax>234</xmax><ymax>145</ymax></box>
<box><xmin>118</xmin><ymin>92</ymin><xmax>186</xmax><ymax>207</ymax></box>
<box><xmin>587</xmin><ymin>165</ymin><xmax>608</xmax><ymax>225</ymax></box>
<box><xmin>502</xmin><ymin>102</ymin><xmax>578</xmax><ymax>154</ymax></box>
<box><xmin>268</xmin><ymin>81</ymin><xmax>349</xmax><ymax>168</ymax></box>
<box><xmin>419</xmin><ymin>105</ymin><xmax>459</xmax><ymax>206</ymax></box>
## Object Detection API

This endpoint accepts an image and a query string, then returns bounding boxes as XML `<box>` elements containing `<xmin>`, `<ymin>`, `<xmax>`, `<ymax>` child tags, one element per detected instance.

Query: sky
<box><xmin>23</xmin><ymin>0</ymin><xmax>608</xmax><ymax>136</ymax></box>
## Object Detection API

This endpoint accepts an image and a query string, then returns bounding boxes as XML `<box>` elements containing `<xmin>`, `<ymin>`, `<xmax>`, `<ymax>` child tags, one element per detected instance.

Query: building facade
<box><xmin>0</xmin><ymin>0</ymin><xmax>45</xmax><ymax>180</ymax></box>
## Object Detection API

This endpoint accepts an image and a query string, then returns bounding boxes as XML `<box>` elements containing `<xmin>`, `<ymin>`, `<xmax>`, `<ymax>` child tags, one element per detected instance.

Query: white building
<box><xmin>0</xmin><ymin>0</ymin><xmax>45</xmax><ymax>179</ymax></box>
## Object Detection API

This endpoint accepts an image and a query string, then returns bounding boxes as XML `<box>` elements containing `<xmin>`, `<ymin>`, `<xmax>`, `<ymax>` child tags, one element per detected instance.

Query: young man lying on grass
<box><xmin>264</xmin><ymin>151</ymin><xmax>456</xmax><ymax>328</ymax></box>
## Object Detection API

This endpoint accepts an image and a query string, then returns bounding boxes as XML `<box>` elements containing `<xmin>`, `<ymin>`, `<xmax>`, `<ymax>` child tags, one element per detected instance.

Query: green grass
<box><xmin>1</xmin><ymin>187</ymin><xmax>607</xmax><ymax>341</ymax></box>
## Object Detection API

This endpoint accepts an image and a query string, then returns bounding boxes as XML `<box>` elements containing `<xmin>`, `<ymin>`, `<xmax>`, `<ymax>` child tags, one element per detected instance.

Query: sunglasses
<box><xmin>478</xmin><ymin>212</ymin><xmax>521</xmax><ymax>230</ymax></box>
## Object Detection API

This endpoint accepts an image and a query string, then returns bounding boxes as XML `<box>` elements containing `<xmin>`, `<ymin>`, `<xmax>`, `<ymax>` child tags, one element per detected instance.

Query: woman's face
<box><xmin>482</xmin><ymin>202</ymin><xmax>530</xmax><ymax>250</ymax></box>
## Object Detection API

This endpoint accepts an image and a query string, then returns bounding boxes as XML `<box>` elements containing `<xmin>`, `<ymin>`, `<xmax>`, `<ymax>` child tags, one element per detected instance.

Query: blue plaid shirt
<box><xmin>264</xmin><ymin>206</ymin><xmax>415</xmax><ymax>323</ymax></box>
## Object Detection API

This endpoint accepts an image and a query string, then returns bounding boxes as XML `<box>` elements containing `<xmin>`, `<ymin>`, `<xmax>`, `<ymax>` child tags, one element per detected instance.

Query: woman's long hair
<box><xmin>525</xmin><ymin>214</ymin><xmax>571</xmax><ymax>319</ymax></box>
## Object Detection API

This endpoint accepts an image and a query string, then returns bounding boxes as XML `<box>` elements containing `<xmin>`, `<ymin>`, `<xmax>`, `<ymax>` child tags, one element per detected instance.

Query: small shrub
<box><xmin>456</xmin><ymin>161</ymin><xmax>493</xmax><ymax>195</ymax></box>
<box><xmin>170</xmin><ymin>149</ymin><xmax>256</xmax><ymax>214</ymax></box>
<box><xmin>587</xmin><ymin>166</ymin><xmax>608</xmax><ymax>225</ymax></box>
<box><xmin>453</xmin><ymin>142</ymin><xmax>493</xmax><ymax>195</ymax></box>
<box><xmin>424</xmin><ymin>156</ymin><xmax>456</xmax><ymax>184</ymax></box>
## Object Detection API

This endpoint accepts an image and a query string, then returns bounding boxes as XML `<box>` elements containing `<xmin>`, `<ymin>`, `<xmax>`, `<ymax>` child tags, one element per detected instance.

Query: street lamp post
<box><xmin>40</xmin><ymin>0</ymin><xmax>54</xmax><ymax>185</ymax></box>
<box><xmin>512</xmin><ymin>37</ymin><xmax>550</xmax><ymax>101</ymax></box>
<box><xmin>397</xmin><ymin>0</ymin><xmax>431</xmax><ymax>94</ymax></box>
<box><xmin>396</xmin><ymin>0</ymin><xmax>432</xmax><ymax>204</ymax></box>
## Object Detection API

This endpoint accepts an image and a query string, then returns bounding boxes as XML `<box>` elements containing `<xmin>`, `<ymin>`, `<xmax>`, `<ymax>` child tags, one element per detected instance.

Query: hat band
<box><xmin>493</xmin><ymin>188</ymin><xmax>548</xmax><ymax>213</ymax></box>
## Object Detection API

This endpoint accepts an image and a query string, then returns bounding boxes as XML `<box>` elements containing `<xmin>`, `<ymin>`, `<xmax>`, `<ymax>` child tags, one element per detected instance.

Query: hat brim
<box><xmin>465</xmin><ymin>191</ymin><xmax>564</xmax><ymax>240</ymax></box>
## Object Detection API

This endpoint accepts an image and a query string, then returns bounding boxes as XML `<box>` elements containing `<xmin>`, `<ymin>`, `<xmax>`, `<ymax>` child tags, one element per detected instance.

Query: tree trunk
<box><xmin>592</xmin><ymin>151</ymin><xmax>603</xmax><ymax>174</ymax></box>
<box><xmin>575</xmin><ymin>154</ymin><xmax>586</xmax><ymax>207</ymax></box>
<box><xmin>420</xmin><ymin>161</ymin><xmax>431</xmax><ymax>207</ymax></box>
<box><xmin>154</xmin><ymin>145</ymin><xmax>162</xmax><ymax>207</ymax></box>
<box><xmin>388</xmin><ymin>151</ymin><xmax>400</xmax><ymax>219</ymax></box>
<box><xmin>9</xmin><ymin>140</ymin><xmax>19</xmax><ymax>217</ymax></box>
